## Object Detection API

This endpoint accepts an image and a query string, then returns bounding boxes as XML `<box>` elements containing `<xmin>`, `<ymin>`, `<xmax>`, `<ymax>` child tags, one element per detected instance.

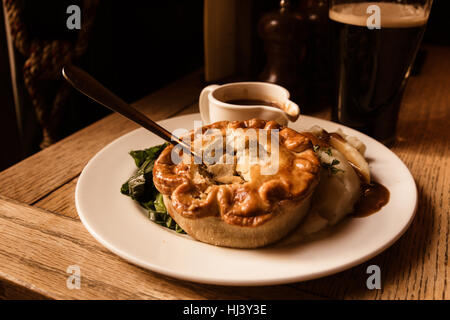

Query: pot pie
<box><xmin>153</xmin><ymin>119</ymin><xmax>321</xmax><ymax>248</ymax></box>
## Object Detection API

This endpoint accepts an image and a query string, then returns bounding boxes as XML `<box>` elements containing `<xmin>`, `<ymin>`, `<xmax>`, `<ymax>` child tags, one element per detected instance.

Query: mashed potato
<box><xmin>285</xmin><ymin>126</ymin><xmax>369</xmax><ymax>241</ymax></box>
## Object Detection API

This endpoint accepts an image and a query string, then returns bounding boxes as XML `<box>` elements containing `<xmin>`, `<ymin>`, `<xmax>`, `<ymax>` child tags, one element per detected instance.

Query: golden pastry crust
<box><xmin>153</xmin><ymin>119</ymin><xmax>320</xmax><ymax>229</ymax></box>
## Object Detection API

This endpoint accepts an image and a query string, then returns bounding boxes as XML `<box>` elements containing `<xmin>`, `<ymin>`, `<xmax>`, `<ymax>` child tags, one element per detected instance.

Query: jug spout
<box><xmin>281</xmin><ymin>100</ymin><xmax>300</xmax><ymax>122</ymax></box>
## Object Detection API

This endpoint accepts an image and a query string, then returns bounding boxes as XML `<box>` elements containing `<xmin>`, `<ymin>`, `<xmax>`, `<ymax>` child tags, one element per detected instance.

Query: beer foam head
<box><xmin>329</xmin><ymin>2</ymin><xmax>429</xmax><ymax>28</ymax></box>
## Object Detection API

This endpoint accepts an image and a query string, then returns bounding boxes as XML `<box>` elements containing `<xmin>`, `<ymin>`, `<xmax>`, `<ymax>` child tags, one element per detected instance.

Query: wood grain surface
<box><xmin>0</xmin><ymin>46</ymin><xmax>448</xmax><ymax>300</ymax></box>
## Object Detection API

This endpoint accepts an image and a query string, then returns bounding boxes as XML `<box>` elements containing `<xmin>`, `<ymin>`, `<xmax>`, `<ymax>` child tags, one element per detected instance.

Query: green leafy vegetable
<box><xmin>129</xmin><ymin>150</ymin><xmax>148</xmax><ymax>168</ymax></box>
<box><xmin>121</xmin><ymin>143</ymin><xmax>186</xmax><ymax>234</ymax></box>
<box><xmin>154</xmin><ymin>193</ymin><xmax>166</xmax><ymax>213</ymax></box>
<box><xmin>129</xmin><ymin>144</ymin><xmax>170</xmax><ymax>167</ymax></box>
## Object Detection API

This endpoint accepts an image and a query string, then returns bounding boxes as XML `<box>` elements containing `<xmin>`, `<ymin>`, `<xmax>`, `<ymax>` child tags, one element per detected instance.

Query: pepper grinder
<box><xmin>258</xmin><ymin>0</ymin><xmax>307</xmax><ymax>107</ymax></box>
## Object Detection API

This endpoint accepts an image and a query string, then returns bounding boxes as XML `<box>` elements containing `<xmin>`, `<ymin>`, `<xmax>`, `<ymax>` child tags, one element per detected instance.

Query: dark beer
<box><xmin>330</xmin><ymin>2</ymin><xmax>428</xmax><ymax>144</ymax></box>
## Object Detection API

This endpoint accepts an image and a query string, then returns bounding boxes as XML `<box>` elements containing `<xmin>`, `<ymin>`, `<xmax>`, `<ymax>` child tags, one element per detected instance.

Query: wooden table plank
<box><xmin>0</xmin><ymin>277</ymin><xmax>48</xmax><ymax>300</ymax></box>
<box><xmin>0</xmin><ymin>70</ymin><xmax>205</xmax><ymax>205</ymax></box>
<box><xmin>34</xmin><ymin>178</ymin><xmax>79</xmax><ymax>219</ymax></box>
<box><xmin>0</xmin><ymin>196</ymin><xmax>323</xmax><ymax>299</ymax></box>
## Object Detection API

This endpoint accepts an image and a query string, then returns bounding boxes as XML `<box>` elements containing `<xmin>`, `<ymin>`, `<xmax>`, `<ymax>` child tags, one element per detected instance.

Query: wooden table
<box><xmin>0</xmin><ymin>46</ymin><xmax>448</xmax><ymax>300</ymax></box>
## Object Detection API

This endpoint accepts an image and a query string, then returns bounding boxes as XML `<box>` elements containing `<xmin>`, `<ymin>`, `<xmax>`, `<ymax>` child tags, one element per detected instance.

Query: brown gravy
<box><xmin>352</xmin><ymin>182</ymin><xmax>390</xmax><ymax>217</ymax></box>
<box><xmin>225</xmin><ymin>99</ymin><xmax>281</xmax><ymax>109</ymax></box>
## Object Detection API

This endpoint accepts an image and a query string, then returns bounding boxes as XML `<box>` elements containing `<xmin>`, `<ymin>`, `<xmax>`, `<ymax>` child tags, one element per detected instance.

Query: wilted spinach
<box><xmin>121</xmin><ymin>143</ymin><xmax>185</xmax><ymax>233</ymax></box>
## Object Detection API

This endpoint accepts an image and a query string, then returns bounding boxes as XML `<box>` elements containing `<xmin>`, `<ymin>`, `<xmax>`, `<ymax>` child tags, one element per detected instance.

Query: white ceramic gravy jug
<box><xmin>199</xmin><ymin>82</ymin><xmax>300</xmax><ymax>125</ymax></box>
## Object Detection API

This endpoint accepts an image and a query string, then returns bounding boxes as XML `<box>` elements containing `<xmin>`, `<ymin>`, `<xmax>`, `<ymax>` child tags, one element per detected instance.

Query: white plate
<box><xmin>75</xmin><ymin>114</ymin><xmax>417</xmax><ymax>286</ymax></box>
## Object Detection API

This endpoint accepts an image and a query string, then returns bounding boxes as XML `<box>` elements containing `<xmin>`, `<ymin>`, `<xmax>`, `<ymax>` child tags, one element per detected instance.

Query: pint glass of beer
<box><xmin>330</xmin><ymin>0</ymin><xmax>433</xmax><ymax>145</ymax></box>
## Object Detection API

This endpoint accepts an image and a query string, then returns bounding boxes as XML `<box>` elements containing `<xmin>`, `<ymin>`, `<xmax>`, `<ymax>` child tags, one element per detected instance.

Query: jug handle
<box><xmin>199</xmin><ymin>85</ymin><xmax>219</xmax><ymax>124</ymax></box>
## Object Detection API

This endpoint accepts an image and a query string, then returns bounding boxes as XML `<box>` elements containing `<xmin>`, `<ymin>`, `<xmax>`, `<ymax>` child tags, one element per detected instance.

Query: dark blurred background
<box><xmin>0</xmin><ymin>0</ymin><xmax>448</xmax><ymax>171</ymax></box>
